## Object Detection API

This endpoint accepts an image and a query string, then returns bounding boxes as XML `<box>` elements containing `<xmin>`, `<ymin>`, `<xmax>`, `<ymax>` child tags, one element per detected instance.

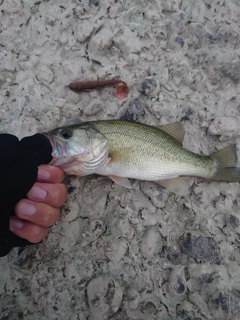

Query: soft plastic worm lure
<box><xmin>68</xmin><ymin>79</ymin><xmax>129</xmax><ymax>99</ymax></box>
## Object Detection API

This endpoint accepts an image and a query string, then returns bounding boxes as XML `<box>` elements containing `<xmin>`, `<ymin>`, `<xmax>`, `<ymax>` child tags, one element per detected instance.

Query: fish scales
<box><xmin>88</xmin><ymin>120</ymin><xmax>213</xmax><ymax>180</ymax></box>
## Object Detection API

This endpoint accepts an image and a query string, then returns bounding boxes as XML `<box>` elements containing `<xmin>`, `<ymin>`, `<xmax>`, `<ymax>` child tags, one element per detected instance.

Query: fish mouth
<box><xmin>41</xmin><ymin>132</ymin><xmax>68</xmax><ymax>166</ymax></box>
<box><xmin>42</xmin><ymin>132</ymin><xmax>55</xmax><ymax>151</ymax></box>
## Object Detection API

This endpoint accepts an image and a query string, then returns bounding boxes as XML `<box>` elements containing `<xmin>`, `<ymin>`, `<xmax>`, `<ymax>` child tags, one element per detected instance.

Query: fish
<box><xmin>43</xmin><ymin>120</ymin><xmax>240</xmax><ymax>195</ymax></box>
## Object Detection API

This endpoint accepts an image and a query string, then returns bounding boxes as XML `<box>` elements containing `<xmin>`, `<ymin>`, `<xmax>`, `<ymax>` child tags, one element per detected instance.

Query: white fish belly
<box><xmin>94</xmin><ymin>158</ymin><xmax>210</xmax><ymax>180</ymax></box>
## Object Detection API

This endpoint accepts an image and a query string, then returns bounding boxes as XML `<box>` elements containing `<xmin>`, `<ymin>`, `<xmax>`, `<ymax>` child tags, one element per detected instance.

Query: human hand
<box><xmin>10</xmin><ymin>165</ymin><xmax>68</xmax><ymax>243</ymax></box>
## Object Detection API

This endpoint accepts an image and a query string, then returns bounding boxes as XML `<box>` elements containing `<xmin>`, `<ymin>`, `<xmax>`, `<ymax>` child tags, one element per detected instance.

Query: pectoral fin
<box><xmin>109</xmin><ymin>175</ymin><xmax>132</xmax><ymax>189</ymax></box>
<box><xmin>155</xmin><ymin>177</ymin><xmax>189</xmax><ymax>196</ymax></box>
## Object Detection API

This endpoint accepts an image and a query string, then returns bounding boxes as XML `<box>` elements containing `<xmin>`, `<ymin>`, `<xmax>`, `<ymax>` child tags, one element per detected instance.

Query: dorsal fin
<box><xmin>64</xmin><ymin>117</ymin><xmax>82</xmax><ymax>126</ymax></box>
<box><xmin>159</xmin><ymin>123</ymin><xmax>185</xmax><ymax>144</ymax></box>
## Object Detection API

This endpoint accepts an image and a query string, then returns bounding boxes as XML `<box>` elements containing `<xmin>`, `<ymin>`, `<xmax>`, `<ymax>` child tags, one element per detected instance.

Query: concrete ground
<box><xmin>1</xmin><ymin>0</ymin><xmax>240</xmax><ymax>319</ymax></box>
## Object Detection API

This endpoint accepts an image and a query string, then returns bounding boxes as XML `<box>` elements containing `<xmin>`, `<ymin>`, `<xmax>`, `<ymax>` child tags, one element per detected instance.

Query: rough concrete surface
<box><xmin>1</xmin><ymin>0</ymin><xmax>240</xmax><ymax>319</ymax></box>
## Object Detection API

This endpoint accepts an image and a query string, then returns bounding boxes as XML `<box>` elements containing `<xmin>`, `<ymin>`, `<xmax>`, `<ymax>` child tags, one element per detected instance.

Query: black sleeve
<box><xmin>0</xmin><ymin>133</ymin><xmax>52</xmax><ymax>257</ymax></box>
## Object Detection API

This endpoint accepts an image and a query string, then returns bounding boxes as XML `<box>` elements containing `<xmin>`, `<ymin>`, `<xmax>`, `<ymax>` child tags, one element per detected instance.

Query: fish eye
<box><xmin>60</xmin><ymin>128</ymin><xmax>73</xmax><ymax>139</ymax></box>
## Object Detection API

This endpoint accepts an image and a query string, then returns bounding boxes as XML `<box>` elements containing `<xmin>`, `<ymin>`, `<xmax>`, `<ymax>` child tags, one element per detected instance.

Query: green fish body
<box><xmin>43</xmin><ymin>120</ymin><xmax>240</xmax><ymax>195</ymax></box>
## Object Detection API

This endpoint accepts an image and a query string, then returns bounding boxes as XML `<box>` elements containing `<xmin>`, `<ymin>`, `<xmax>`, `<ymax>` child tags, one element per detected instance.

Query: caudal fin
<box><xmin>210</xmin><ymin>144</ymin><xmax>240</xmax><ymax>182</ymax></box>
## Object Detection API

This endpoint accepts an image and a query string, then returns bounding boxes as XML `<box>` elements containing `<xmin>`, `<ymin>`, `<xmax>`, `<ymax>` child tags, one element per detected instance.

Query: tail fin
<box><xmin>210</xmin><ymin>144</ymin><xmax>240</xmax><ymax>182</ymax></box>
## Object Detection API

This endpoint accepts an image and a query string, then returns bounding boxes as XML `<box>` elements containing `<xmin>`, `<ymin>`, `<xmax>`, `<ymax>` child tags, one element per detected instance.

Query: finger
<box><xmin>14</xmin><ymin>199</ymin><xmax>60</xmax><ymax>227</ymax></box>
<box><xmin>37</xmin><ymin>164</ymin><xmax>65</xmax><ymax>183</ymax></box>
<box><xmin>27</xmin><ymin>182</ymin><xmax>68</xmax><ymax>207</ymax></box>
<box><xmin>10</xmin><ymin>216</ymin><xmax>49</xmax><ymax>243</ymax></box>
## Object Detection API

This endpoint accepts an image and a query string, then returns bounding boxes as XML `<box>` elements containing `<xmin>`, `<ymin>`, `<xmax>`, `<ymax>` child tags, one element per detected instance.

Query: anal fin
<box><xmin>155</xmin><ymin>177</ymin><xmax>189</xmax><ymax>196</ymax></box>
<box><xmin>109</xmin><ymin>175</ymin><xmax>132</xmax><ymax>189</ymax></box>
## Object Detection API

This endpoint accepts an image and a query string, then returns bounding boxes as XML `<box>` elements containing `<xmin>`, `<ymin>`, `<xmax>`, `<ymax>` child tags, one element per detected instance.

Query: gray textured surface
<box><xmin>1</xmin><ymin>0</ymin><xmax>240</xmax><ymax>319</ymax></box>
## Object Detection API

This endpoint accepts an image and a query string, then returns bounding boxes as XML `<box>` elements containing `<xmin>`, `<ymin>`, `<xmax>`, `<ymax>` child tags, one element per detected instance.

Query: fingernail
<box><xmin>18</xmin><ymin>202</ymin><xmax>36</xmax><ymax>216</ymax></box>
<box><xmin>29</xmin><ymin>185</ymin><xmax>47</xmax><ymax>200</ymax></box>
<box><xmin>38</xmin><ymin>168</ymin><xmax>50</xmax><ymax>180</ymax></box>
<box><xmin>10</xmin><ymin>217</ymin><xmax>24</xmax><ymax>230</ymax></box>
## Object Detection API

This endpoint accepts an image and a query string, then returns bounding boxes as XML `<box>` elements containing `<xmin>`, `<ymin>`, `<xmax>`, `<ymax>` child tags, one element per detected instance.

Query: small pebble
<box><xmin>89</xmin><ymin>28</ymin><xmax>114</xmax><ymax>54</ymax></box>
<box><xmin>120</xmin><ymin>97</ymin><xmax>145</xmax><ymax>121</ymax></box>
<box><xmin>144</xmin><ymin>10</ymin><xmax>160</xmax><ymax>22</ymax></box>
<box><xmin>106</xmin><ymin>238</ymin><xmax>128</xmax><ymax>263</ymax></box>
<box><xmin>159</xmin><ymin>66</ymin><xmax>169</xmax><ymax>85</ymax></box>
<box><xmin>36</xmin><ymin>65</ymin><xmax>54</xmax><ymax>85</ymax></box>
<box><xmin>89</xmin><ymin>0</ymin><xmax>100</xmax><ymax>7</ymax></box>
<box><xmin>140</xmin><ymin>78</ymin><xmax>159</xmax><ymax>96</ymax></box>
<box><xmin>166</xmin><ymin>244</ymin><xmax>181</xmax><ymax>262</ymax></box>
<box><xmin>162</xmin><ymin>0</ymin><xmax>181</xmax><ymax>12</ymax></box>
<box><xmin>177</xmin><ymin>301</ymin><xmax>202</xmax><ymax>320</ymax></box>
<box><xmin>83</xmin><ymin>99</ymin><xmax>103</xmax><ymax>116</ymax></box>
<box><xmin>140</xmin><ymin>226</ymin><xmax>163</xmax><ymax>258</ymax></box>
<box><xmin>114</xmin><ymin>27</ymin><xmax>142</xmax><ymax>55</ymax></box>
<box><xmin>74</xmin><ymin>20</ymin><xmax>95</xmax><ymax>43</ymax></box>
<box><xmin>228</xmin><ymin>214</ymin><xmax>240</xmax><ymax>228</ymax></box>
<box><xmin>87</xmin><ymin>276</ymin><xmax>123</xmax><ymax>319</ymax></box>
<box><xmin>169</xmin><ymin>265</ymin><xmax>187</xmax><ymax>296</ymax></box>
<box><xmin>180</xmin><ymin>232</ymin><xmax>221</xmax><ymax>262</ymax></box>
<box><xmin>208</xmin><ymin>116</ymin><xmax>240</xmax><ymax>139</ymax></box>
<box><xmin>141</xmin><ymin>181</ymin><xmax>168</xmax><ymax>208</ymax></box>
<box><xmin>168</xmin><ymin>34</ymin><xmax>187</xmax><ymax>50</ymax></box>
<box><xmin>221</xmin><ymin>62</ymin><xmax>240</xmax><ymax>82</ymax></box>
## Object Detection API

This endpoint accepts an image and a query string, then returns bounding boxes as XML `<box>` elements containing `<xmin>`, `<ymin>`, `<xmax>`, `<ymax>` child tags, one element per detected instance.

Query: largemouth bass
<box><xmin>43</xmin><ymin>120</ymin><xmax>240</xmax><ymax>195</ymax></box>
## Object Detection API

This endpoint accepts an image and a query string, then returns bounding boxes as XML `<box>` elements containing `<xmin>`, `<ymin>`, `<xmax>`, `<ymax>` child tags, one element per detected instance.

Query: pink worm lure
<box><xmin>68</xmin><ymin>79</ymin><xmax>129</xmax><ymax>99</ymax></box>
